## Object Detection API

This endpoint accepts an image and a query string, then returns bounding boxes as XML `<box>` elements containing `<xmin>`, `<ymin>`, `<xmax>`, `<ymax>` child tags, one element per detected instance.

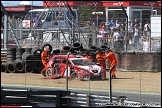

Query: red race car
<box><xmin>45</xmin><ymin>54</ymin><xmax>106</xmax><ymax>80</ymax></box>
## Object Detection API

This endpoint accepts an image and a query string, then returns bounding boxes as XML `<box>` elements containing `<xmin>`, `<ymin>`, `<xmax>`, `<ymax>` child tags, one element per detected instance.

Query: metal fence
<box><xmin>1</xmin><ymin>14</ymin><xmax>161</xmax><ymax>107</ymax></box>
<box><xmin>1</xmin><ymin>85</ymin><xmax>161</xmax><ymax>107</ymax></box>
<box><xmin>1</xmin><ymin>16</ymin><xmax>161</xmax><ymax>52</ymax></box>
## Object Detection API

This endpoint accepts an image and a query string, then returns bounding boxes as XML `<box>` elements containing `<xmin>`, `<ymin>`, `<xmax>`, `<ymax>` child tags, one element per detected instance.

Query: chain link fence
<box><xmin>1</xmin><ymin>13</ymin><xmax>161</xmax><ymax>107</ymax></box>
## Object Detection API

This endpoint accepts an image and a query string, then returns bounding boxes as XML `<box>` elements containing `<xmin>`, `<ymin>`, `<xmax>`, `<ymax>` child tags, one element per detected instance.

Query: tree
<box><xmin>77</xmin><ymin>4</ymin><xmax>95</xmax><ymax>26</ymax></box>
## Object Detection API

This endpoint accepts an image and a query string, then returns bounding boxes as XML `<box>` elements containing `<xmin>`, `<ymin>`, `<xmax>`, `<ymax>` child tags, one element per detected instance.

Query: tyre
<box><xmin>46</xmin><ymin>68</ymin><xmax>53</xmax><ymax>77</ymax></box>
<box><xmin>72</xmin><ymin>42</ymin><xmax>83</xmax><ymax>51</ymax></box>
<box><xmin>89</xmin><ymin>46</ymin><xmax>98</xmax><ymax>51</ymax></box>
<box><xmin>62</xmin><ymin>45</ymin><xmax>71</xmax><ymax>52</ymax></box>
<box><xmin>15</xmin><ymin>60</ymin><xmax>25</xmax><ymax>73</ymax></box>
<box><xmin>16</xmin><ymin>48</ymin><xmax>25</xmax><ymax>59</ymax></box>
<box><xmin>40</xmin><ymin>43</ymin><xmax>52</xmax><ymax>52</ymax></box>
<box><xmin>31</xmin><ymin>47</ymin><xmax>42</xmax><ymax>56</ymax></box>
<box><xmin>70</xmin><ymin>72</ymin><xmax>78</xmax><ymax>79</ymax></box>
<box><xmin>25</xmin><ymin>48</ymin><xmax>32</xmax><ymax>53</ymax></box>
<box><xmin>101</xmin><ymin>76</ymin><xmax>106</xmax><ymax>80</ymax></box>
<box><xmin>70</xmin><ymin>50</ymin><xmax>78</xmax><ymax>55</ymax></box>
<box><xmin>1</xmin><ymin>63</ymin><xmax>7</xmax><ymax>73</ymax></box>
<box><xmin>33</xmin><ymin>61</ymin><xmax>43</xmax><ymax>73</ymax></box>
<box><xmin>7</xmin><ymin>48</ymin><xmax>16</xmax><ymax>62</ymax></box>
<box><xmin>6</xmin><ymin>62</ymin><xmax>15</xmax><ymax>73</ymax></box>
<box><xmin>51</xmin><ymin>49</ymin><xmax>61</xmax><ymax>55</ymax></box>
<box><xmin>22</xmin><ymin>52</ymin><xmax>34</xmax><ymax>66</ymax></box>
<box><xmin>78</xmin><ymin>48</ymin><xmax>87</xmax><ymax>56</ymax></box>
<box><xmin>25</xmin><ymin>65</ymin><xmax>33</xmax><ymax>73</ymax></box>
<box><xmin>100</xmin><ymin>45</ymin><xmax>109</xmax><ymax>51</ymax></box>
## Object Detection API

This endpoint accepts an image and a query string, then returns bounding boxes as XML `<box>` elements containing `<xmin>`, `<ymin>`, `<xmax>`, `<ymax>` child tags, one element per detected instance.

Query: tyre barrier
<box><xmin>89</xmin><ymin>46</ymin><xmax>98</xmax><ymax>52</ymax></box>
<box><xmin>31</xmin><ymin>47</ymin><xmax>42</xmax><ymax>61</ymax></box>
<box><xmin>1</xmin><ymin>63</ymin><xmax>7</xmax><ymax>73</ymax></box>
<box><xmin>100</xmin><ymin>45</ymin><xmax>109</xmax><ymax>51</ymax></box>
<box><xmin>25</xmin><ymin>48</ymin><xmax>32</xmax><ymax>53</ymax></box>
<box><xmin>6</xmin><ymin>62</ymin><xmax>15</xmax><ymax>73</ymax></box>
<box><xmin>78</xmin><ymin>48</ymin><xmax>88</xmax><ymax>56</ymax></box>
<box><xmin>33</xmin><ymin>61</ymin><xmax>44</xmax><ymax>73</ymax></box>
<box><xmin>62</xmin><ymin>45</ymin><xmax>71</xmax><ymax>52</ymax></box>
<box><xmin>70</xmin><ymin>50</ymin><xmax>79</xmax><ymax>55</ymax></box>
<box><xmin>72</xmin><ymin>42</ymin><xmax>83</xmax><ymax>51</ymax></box>
<box><xmin>51</xmin><ymin>49</ymin><xmax>62</xmax><ymax>55</ymax></box>
<box><xmin>89</xmin><ymin>51</ymin><xmax>97</xmax><ymax>63</ymax></box>
<box><xmin>7</xmin><ymin>48</ymin><xmax>16</xmax><ymax>62</ymax></box>
<box><xmin>16</xmin><ymin>48</ymin><xmax>25</xmax><ymax>60</ymax></box>
<box><xmin>61</xmin><ymin>51</ymin><xmax>69</xmax><ymax>55</ymax></box>
<box><xmin>40</xmin><ymin>42</ymin><xmax>52</xmax><ymax>52</ymax></box>
<box><xmin>15</xmin><ymin>60</ymin><xmax>25</xmax><ymax>73</ymax></box>
<box><xmin>31</xmin><ymin>47</ymin><xmax>42</xmax><ymax>56</ymax></box>
<box><xmin>25</xmin><ymin>65</ymin><xmax>33</xmax><ymax>73</ymax></box>
<box><xmin>22</xmin><ymin>52</ymin><xmax>34</xmax><ymax>66</ymax></box>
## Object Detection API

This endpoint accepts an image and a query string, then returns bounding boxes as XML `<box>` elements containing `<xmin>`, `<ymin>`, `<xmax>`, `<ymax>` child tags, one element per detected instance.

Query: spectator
<box><xmin>132</xmin><ymin>18</ymin><xmax>140</xmax><ymax>28</ymax></box>
<box><xmin>113</xmin><ymin>28</ymin><xmax>119</xmax><ymax>50</ymax></box>
<box><xmin>99</xmin><ymin>23</ymin><xmax>107</xmax><ymax>44</ymax></box>
<box><xmin>105</xmin><ymin>19</ymin><xmax>111</xmax><ymax>38</ymax></box>
<box><xmin>127</xmin><ymin>20</ymin><xmax>133</xmax><ymax>49</ymax></box>
<box><xmin>10</xmin><ymin>15</ymin><xmax>17</xmax><ymax>28</ymax></box>
<box><xmin>32</xmin><ymin>14</ymin><xmax>43</xmax><ymax>44</ymax></box>
<box><xmin>143</xmin><ymin>21</ymin><xmax>150</xmax><ymax>41</ymax></box>
<box><xmin>132</xmin><ymin>24</ymin><xmax>140</xmax><ymax>50</ymax></box>
<box><xmin>114</xmin><ymin>20</ymin><xmax>121</xmax><ymax>31</ymax></box>
<box><xmin>109</xmin><ymin>17</ymin><xmax>115</xmax><ymax>38</ymax></box>
<box><xmin>118</xmin><ymin>28</ymin><xmax>125</xmax><ymax>50</ymax></box>
<box><xmin>32</xmin><ymin>14</ymin><xmax>42</xmax><ymax>28</ymax></box>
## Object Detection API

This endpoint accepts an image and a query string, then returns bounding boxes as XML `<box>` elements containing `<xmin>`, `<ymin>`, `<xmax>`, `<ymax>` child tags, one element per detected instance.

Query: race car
<box><xmin>45</xmin><ymin>54</ymin><xmax>106</xmax><ymax>80</ymax></box>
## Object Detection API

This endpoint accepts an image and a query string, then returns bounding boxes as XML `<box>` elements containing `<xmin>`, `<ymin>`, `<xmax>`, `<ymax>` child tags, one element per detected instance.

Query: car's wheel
<box><xmin>70</xmin><ymin>72</ymin><xmax>78</xmax><ymax>79</ymax></box>
<box><xmin>101</xmin><ymin>76</ymin><xmax>106</xmax><ymax>80</ymax></box>
<box><xmin>46</xmin><ymin>68</ymin><xmax>53</xmax><ymax>77</ymax></box>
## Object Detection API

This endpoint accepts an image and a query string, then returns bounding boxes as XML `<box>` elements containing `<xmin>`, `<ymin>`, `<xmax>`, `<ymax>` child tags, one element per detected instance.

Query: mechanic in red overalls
<box><xmin>105</xmin><ymin>49</ymin><xmax>117</xmax><ymax>79</ymax></box>
<box><xmin>96</xmin><ymin>48</ymin><xmax>106</xmax><ymax>77</ymax></box>
<box><xmin>41</xmin><ymin>46</ymin><xmax>51</xmax><ymax>77</ymax></box>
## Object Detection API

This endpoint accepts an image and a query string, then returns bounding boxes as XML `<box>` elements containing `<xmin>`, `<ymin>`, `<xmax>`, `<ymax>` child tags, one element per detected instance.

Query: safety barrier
<box><xmin>1</xmin><ymin>86</ymin><xmax>70</xmax><ymax>107</ymax></box>
<box><xmin>2</xmin><ymin>86</ymin><xmax>156</xmax><ymax>107</ymax></box>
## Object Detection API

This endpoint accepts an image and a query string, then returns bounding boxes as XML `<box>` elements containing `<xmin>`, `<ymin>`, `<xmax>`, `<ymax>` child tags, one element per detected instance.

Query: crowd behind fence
<box><xmin>1</xmin><ymin>15</ymin><xmax>161</xmax><ymax>53</ymax></box>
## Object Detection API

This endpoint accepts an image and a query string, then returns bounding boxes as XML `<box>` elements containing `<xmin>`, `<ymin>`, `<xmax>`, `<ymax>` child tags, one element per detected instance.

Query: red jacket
<box><xmin>106</xmin><ymin>51</ymin><xmax>117</xmax><ymax>65</ymax></box>
<box><xmin>41</xmin><ymin>51</ymin><xmax>50</xmax><ymax>63</ymax></box>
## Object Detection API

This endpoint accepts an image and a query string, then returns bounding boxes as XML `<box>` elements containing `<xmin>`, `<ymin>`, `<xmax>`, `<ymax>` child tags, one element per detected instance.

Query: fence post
<box><xmin>86</xmin><ymin>93</ymin><xmax>90</xmax><ymax>107</ymax></box>
<box><xmin>56</xmin><ymin>91</ymin><xmax>61</xmax><ymax>107</ymax></box>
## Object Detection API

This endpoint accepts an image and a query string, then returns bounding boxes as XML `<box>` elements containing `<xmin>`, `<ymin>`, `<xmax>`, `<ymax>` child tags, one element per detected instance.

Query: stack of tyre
<box><xmin>1</xmin><ymin>43</ymin><xmax>53</xmax><ymax>73</ymax></box>
<box><xmin>1</xmin><ymin>42</ymin><xmax>110</xmax><ymax>73</ymax></box>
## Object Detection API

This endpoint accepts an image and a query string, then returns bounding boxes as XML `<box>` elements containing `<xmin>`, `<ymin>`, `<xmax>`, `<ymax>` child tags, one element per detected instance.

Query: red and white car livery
<box><xmin>46</xmin><ymin>54</ymin><xmax>106</xmax><ymax>80</ymax></box>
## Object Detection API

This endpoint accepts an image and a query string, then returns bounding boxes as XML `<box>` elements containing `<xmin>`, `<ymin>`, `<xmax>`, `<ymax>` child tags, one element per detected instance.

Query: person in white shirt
<box><xmin>127</xmin><ymin>21</ymin><xmax>133</xmax><ymax>49</ymax></box>
<box><xmin>132</xmin><ymin>24</ymin><xmax>139</xmax><ymax>49</ymax></box>
<box><xmin>113</xmin><ymin>28</ymin><xmax>120</xmax><ymax>50</ymax></box>
<box><xmin>143</xmin><ymin>21</ymin><xmax>151</xmax><ymax>40</ymax></box>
